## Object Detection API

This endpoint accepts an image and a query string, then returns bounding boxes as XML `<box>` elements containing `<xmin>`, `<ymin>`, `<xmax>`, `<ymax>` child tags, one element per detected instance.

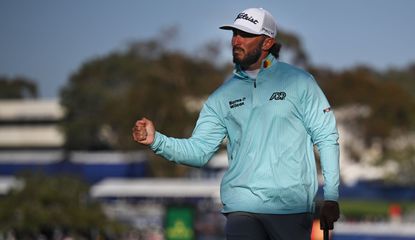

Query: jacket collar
<box><xmin>233</xmin><ymin>54</ymin><xmax>277</xmax><ymax>80</ymax></box>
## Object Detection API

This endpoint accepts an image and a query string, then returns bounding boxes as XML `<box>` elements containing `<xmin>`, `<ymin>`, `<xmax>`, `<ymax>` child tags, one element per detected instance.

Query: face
<box><xmin>232</xmin><ymin>29</ymin><xmax>266</xmax><ymax>70</ymax></box>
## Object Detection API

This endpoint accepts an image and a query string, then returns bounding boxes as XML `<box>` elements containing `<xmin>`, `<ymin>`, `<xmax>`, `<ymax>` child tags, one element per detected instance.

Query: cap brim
<box><xmin>219</xmin><ymin>24</ymin><xmax>261</xmax><ymax>36</ymax></box>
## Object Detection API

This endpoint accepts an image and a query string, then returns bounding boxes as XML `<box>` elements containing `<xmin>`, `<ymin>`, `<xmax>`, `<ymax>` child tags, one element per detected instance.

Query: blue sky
<box><xmin>1</xmin><ymin>0</ymin><xmax>415</xmax><ymax>98</ymax></box>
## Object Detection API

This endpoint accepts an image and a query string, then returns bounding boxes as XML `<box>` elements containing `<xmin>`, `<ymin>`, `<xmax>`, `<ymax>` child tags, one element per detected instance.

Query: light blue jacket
<box><xmin>150</xmin><ymin>54</ymin><xmax>340</xmax><ymax>214</ymax></box>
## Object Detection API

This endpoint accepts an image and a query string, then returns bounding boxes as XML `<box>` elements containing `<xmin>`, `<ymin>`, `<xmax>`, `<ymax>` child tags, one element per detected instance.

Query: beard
<box><xmin>232</xmin><ymin>41</ymin><xmax>264</xmax><ymax>70</ymax></box>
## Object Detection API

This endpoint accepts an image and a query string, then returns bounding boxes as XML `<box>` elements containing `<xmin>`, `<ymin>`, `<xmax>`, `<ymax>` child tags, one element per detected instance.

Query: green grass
<box><xmin>339</xmin><ymin>199</ymin><xmax>415</xmax><ymax>221</ymax></box>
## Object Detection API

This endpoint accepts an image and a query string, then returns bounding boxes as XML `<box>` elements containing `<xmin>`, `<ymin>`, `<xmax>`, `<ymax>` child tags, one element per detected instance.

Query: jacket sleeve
<box><xmin>302</xmin><ymin>76</ymin><xmax>340</xmax><ymax>201</ymax></box>
<box><xmin>149</xmin><ymin>101</ymin><xmax>227</xmax><ymax>168</ymax></box>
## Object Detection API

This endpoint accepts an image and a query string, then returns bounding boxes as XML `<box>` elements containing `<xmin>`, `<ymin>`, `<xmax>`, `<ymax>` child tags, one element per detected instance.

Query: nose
<box><xmin>232</xmin><ymin>34</ymin><xmax>242</xmax><ymax>46</ymax></box>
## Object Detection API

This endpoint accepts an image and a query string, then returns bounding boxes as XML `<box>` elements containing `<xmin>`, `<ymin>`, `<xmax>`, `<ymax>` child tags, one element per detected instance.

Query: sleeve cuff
<box><xmin>324</xmin><ymin>194</ymin><xmax>339</xmax><ymax>202</ymax></box>
<box><xmin>150</xmin><ymin>131</ymin><xmax>163</xmax><ymax>152</ymax></box>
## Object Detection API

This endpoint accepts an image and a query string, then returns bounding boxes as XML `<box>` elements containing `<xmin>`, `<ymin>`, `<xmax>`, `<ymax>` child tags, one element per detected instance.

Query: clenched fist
<box><xmin>132</xmin><ymin>117</ymin><xmax>155</xmax><ymax>145</ymax></box>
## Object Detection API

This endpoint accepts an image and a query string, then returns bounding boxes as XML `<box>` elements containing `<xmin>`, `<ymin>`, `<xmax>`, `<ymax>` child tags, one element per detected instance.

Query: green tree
<box><xmin>312</xmin><ymin>66</ymin><xmax>415</xmax><ymax>143</ymax></box>
<box><xmin>0</xmin><ymin>76</ymin><xmax>38</xmax><ymax>99</ymax></box>
<box><xmin>277</xmin><ymin>30</ymin><xmax>309</xmax><ymax>66</ymax></box>
<box><xmin>0</xmin><ymin>173</ymin><xmax>125</xmax><ymax>239</ymax></box>
<box><xmin>383</xmin><ymin>63</ymin><xmax>415</xmax><ymax>98</ymax></box>
<box><xmin>60</xmin><ymin>40</ymin><xmax>228</xmax><ymax>151</ymax></box>
<box><xmin>60</xmin><ymin>34</ymin><xmax>230</xmax><ymax>176</ymax></box>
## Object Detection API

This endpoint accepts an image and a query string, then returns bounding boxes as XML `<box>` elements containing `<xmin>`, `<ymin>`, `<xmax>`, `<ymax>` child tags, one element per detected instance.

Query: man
<box><xmin>133</xmin><ymin>7</ymin><xmax>340</xmax><ymax>240</ymax></box>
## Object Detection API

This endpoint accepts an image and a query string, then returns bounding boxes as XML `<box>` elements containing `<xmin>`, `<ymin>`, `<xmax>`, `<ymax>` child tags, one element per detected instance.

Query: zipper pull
<box><xmin>254</xmin><ymin>80</ymin><xmax>256</xmax><ymax>88</ymax></box>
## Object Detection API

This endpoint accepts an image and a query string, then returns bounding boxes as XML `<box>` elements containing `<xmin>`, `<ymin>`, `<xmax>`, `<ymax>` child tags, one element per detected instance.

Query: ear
<box><xmin>262</xmin><ymin>37</ymin><xmax>276</xmax><ymax>51</ymax></box>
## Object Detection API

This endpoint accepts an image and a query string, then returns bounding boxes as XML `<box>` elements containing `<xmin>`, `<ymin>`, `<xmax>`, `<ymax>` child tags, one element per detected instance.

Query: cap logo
<box><xmin>262</xmin><ymin>27</ymin><xmax>274</xmax><ymax>36</ymax></box>
<box><xmin>235</xmin><ymin>13</ymin><xmax>259</xmax><ymax>25</ymax></box>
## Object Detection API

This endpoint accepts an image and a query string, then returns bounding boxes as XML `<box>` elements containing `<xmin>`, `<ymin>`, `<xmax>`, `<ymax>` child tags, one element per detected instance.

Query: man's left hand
<box><xmin>320</xmin><ymin>200</ymin><xmax>340</xmax><ymax>230</ymax></box>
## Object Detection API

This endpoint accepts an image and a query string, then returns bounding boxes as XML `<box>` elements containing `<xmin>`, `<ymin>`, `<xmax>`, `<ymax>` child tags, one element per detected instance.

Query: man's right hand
<box><xmin>132</xmin><ymin>117</ymin><xmax>155</xmax><ymax>145</ymax></box>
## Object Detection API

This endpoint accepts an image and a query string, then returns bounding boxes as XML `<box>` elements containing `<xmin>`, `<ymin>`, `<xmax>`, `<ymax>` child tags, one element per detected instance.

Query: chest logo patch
<box><xmin>229</xmin><ymin>97</ymin><xmax>246</xmax><ymax>109</ymax></box>
<box><xmin>269</xmin><ymin>92</ymin><xmax>286</xmax><ymax>101</ymax></box>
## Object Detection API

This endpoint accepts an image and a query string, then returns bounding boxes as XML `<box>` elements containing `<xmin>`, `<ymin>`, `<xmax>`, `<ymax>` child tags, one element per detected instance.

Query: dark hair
<box><xmin>269</xmin><ymin>42</ymin><xmax>282</xmax><ymax>59</ymax></box>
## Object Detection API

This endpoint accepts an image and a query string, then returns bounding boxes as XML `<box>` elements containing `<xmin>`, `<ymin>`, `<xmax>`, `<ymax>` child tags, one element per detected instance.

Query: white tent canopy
<box><xmin>90</xmin><ymin>178</ymin><xmax>221</xmax><ymax>199</ymax></box>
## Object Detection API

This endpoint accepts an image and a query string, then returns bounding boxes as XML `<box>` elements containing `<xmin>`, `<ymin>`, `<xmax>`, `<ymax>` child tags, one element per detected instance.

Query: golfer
<box><xmin>133</xmin><ymin>7</ymin><xmax>340</xmax><ymax>240</ymax></box>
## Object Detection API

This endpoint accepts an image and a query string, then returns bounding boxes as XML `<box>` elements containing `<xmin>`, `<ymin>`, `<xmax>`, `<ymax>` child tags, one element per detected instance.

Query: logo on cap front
<box><xmin>235</xmin><ymin>12</ymin><xmax>259</xmax><ymax>25</ymax></box>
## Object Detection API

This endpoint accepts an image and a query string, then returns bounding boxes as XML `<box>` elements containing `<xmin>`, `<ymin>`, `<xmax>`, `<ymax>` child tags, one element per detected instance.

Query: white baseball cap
<box><xmin>220</xmin><ymin>8</ymin><xmax>277</xmax><ymax>38</ymax></box>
